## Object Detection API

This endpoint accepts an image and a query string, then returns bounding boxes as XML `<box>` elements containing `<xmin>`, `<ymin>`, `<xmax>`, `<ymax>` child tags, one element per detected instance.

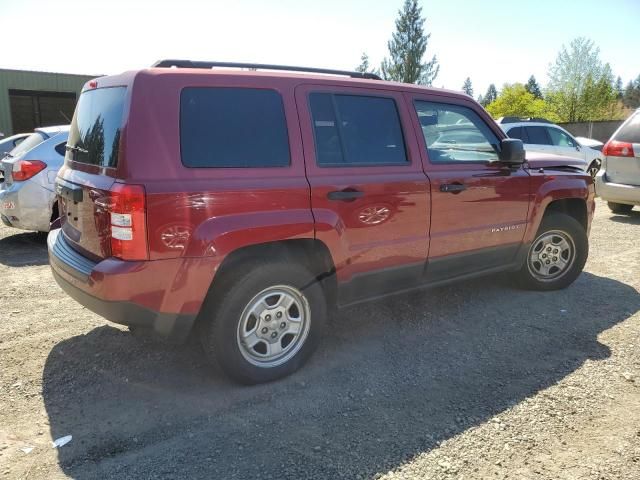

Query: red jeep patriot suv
<box><xmin>48</xmin><ymin>60</ymin><xmax>595</xmax><ymax>384</ymax></box>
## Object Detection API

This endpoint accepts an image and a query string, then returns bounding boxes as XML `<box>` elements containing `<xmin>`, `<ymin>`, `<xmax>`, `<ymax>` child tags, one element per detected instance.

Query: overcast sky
<box><xmin>1</xmin><ymin>0</ymin><xmax>638</xmax><ymax>96</ymax></box>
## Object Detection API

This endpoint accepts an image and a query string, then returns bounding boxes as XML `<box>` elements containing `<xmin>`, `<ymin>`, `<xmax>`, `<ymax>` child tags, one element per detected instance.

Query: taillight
<box><xmin>108</xmin><ymin>183</ymin><xmax>148</xmax><ymax>260</ymax></box>
<box><xmin>12</xmin><ymin>160</ymin><xmax>47</xmax><ymax>181</ymax></box>
<box><xmin>602</xmin><ymin>140</ymin><xmax>634</xmax><ymax>157</ymax></box>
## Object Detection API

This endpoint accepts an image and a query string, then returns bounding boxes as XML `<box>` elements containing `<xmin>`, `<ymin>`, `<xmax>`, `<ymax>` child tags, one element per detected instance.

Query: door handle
<box><xmin>327</xmin><ymin>189</ymin><xmax>364</xmax><ymax>201</ymax></box>
<box><xmin>440</xmin><ymin>183</ymin><xmax>467</xmax><ymax>194</ymax></box>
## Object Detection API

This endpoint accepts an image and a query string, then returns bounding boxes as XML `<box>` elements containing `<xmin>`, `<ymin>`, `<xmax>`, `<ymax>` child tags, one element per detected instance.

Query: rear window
<box><xmin>67</xmin><ymin>87</ymin><xmax>126</xmax><ymax>168</ymax></box>
<box><xmin>615</xmin><ymin>113</ymin><xmax>640</xmax><ymax>143</ymax></box>
<box><xmin>8</xmin><ymin>132</ymin><xmax>46</xmax><ymax>158</ymax></box>
<box><xmin>180</xmin><ymin>88</ymin><xmax>290</xmax><ymax>168</ymax></box>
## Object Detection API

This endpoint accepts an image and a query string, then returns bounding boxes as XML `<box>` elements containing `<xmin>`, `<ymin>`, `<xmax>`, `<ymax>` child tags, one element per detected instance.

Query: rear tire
<box><xmin>513</xmin><ymin>213</ymin><xmax>588</xmax><ymax>291</ymax></box>
<box><xmin>200</xmin><ymin>261</ymin><xmax>326</xmax><ymax>384</ymax></box>
<box><xmin>607</xmin><ymin>202</ymin><xmax>633</xmax><ymax>215</ymax></box>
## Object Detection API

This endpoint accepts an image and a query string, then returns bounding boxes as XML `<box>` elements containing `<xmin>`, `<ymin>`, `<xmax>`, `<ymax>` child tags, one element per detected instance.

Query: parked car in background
<box><xmin>498</xmin><ymin>118</ymin><xmax>603</xmax><ymax>178</ymax></box>
<box><xmin>48</xmin><ymin>61</ymin><xmax>594</xmax><ymax>384</ymax></box>
<box><xmin>575</xmin><ymin>136</ymin><xmax>604</xmax><ymax>152</ymax></box>
<box><xmin>596</xmin><ymin>109</ymin><xmax>640</xmax><ymax>214</ymax></box>
<box><xmin>0</xmin><ymin>126</ymin><xmax>69</xmax><ymax>232</ymax></box>
<box><xmin>0</xmin><ymin>133</ymin><xmax>31</xmax><ymax>159</ymax></box>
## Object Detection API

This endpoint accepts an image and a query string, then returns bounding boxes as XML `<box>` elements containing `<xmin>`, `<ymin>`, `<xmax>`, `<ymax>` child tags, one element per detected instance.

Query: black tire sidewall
<box><xmin>203</xmin><ymin>262</ymin><xmax>326</xmax><ymax>384</ymax></box>
<box><xmin>607</xmin><ymin>202</ymin><xmax>633</xmax><ymax>214</ymax></box>
<box><xmin>517</xmin><ymin>213</ymin><xmax>588</xmax><ymax>291</ymax></box>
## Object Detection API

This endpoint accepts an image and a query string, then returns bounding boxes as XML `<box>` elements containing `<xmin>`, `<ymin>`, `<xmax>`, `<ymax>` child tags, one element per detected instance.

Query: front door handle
<box><xmin>440</xmin><ymin>183</ymin><xmax>467</xmax><ymax>194</ymax></box>
<box><xmin>327</xmin><ymin>189</ymin><xmax>364</xmax><ymax>201</ymax></box>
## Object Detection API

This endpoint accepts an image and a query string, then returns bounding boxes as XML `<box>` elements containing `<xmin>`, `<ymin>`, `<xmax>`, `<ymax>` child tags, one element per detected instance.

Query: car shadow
<box><xmin>42</xmin><ymin>272</ymin><xmax>640</xmax><ymax>479</ymax></box>
<box><xmin>608</xmin><ymin>211</ymin><xmax>640</xmax><ymax>225</ymax></box>
<box><xmin>0</xmin><ymin>230</ymin><xmax>48</xmax><ymax>266</ymax></box>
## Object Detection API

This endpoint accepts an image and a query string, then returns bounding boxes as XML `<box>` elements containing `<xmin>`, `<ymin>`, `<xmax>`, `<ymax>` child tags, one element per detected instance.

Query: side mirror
<box><xmin>499</xmin><ymin>138</ymin><xmax>525</xmax><ymax>164</ymax></box>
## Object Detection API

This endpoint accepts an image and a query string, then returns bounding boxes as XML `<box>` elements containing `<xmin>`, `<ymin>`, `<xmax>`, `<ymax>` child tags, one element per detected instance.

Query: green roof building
<box><xmin>0</xmin><ymin>68</ymin><xmax>98</xmax><ymax>137</ymax></box>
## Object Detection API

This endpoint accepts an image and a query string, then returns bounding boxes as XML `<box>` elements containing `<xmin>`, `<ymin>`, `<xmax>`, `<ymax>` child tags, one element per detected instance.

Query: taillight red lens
<box><xmin>108</xmin><ymin>183</ymin><xmax>148</xmax><ymax>260</ymax></box>
<box><xmin>12</xmin><ymin>160</ymin><xmax>47</xmax><ymax>181</ymax></box>
<box><xmin>602</xmin><ymin>140</ymin><xmax>634</xmax><ymax>157</ymax></box>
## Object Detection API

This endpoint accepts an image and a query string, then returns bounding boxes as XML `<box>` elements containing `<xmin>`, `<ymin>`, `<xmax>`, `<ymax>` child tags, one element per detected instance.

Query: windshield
<box><xmin>6</xmin><ymin>132</ymin><xmax>47</xmax><ymax>158</ymax></box>
<box><xmin>67</xmin><ymin>86</ymin><xmax>126</xmax><ymax>167</ymax></box>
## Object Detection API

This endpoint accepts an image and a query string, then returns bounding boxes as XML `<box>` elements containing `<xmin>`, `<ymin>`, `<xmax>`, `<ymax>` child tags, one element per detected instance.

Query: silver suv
<box><xmin>596</xmin><ymin>109</ymin><xmax>640</xmax><ymax>214</ymax></box>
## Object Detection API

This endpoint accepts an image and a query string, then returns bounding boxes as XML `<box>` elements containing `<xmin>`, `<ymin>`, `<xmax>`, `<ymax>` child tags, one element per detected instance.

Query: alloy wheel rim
<box><xmin>527</xmin><ymin>229</ymin><xmax>576</xmax><ymax>282</ymax></box>
<box><xmin>236</xmin><ymin>285</ymin><xmax>311</xmax><ymax>367</ymax></box>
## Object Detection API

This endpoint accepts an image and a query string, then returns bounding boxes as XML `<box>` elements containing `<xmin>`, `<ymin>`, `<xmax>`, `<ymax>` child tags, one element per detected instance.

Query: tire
<box><xmin>587</xmin><ymin>159</ymin><xmax>601</xmax><ymax>180</ymax></box>
<box><xmin>513</xmin><ymin>213</ymin><xmax>588</xmax><ymax>291</ymax></box>
<box><xmin>200</xmin><ymin>261</ymin><xmax>326</xmax><ymax>384</ymax></box>
<box><xmin>607</xmin><ymin>202</ymin><xmax>633</xmax><ymax>215</ymax></box>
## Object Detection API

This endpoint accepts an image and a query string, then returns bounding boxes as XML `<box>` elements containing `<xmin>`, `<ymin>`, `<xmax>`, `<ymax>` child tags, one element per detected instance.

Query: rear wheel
<box><xmin>587</xmin><ymin>159</ymin><xmax>601</xmax><ymax>180</ymax></box>
<box><xmin>200</xmin><ymin>261</ymin><xmax>326</xmax><ymax>384</ymax></box>
<box><xmin>607</xmin><ymin>202</ymin><xmax>633</xmax><ymax>215</ymax></box>
<box><xmin>514</xmin><ymin>213</ymin><xmax>588</xmax><ymax>291</ymax></box>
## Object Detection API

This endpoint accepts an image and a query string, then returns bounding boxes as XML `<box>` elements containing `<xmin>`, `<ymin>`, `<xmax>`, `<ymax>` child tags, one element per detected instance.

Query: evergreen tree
<box><xmin>483</xmin><ymin>84</ymin><xmax>498</xmax><ymax>106</ymax></box>
<box><xmin>462</xmin><ymin>77</ymin><xmax>473</xmax><ymax>96</ymax></box>
<box><xmin>477</xmin><ymin>94</ymin><xmax>484</xmax><ymax>106</ymax></box>
<box><xmin>356</xmin><ymin>53</ymin><xmax>371</xmax><ymax>74</ymax></box>
<box><xmin>615</xmin><ymin>76</ymin><xmax>624</xmax><ymax>99</ymax></box>
<box><xmin>380</xmin><ymin>0</ymin><xmax>439</xmax><ymax>85</ymax></box>
<box><xmin>525</xmin><ymin>75</ymin><xmax>543</xmax><ymax>99</ymax></box>
<box><xmin>623</xmin><ymin>77</ymin><xmax>640</xmax><ymax>109</ymax></box>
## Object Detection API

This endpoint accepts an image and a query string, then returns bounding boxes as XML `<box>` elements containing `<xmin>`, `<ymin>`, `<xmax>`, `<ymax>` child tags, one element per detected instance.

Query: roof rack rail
<box><xmin>498</xmin><ymin>116</ymin><xmax>553</xmax><ymax>124</ymax></box>
<box><xmin>152</xmin><ymin>59</ymin><xmax>382</xmax><ymax>80</ymax></box>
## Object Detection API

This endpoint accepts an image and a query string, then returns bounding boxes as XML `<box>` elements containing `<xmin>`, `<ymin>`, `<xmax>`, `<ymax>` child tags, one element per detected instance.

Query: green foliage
<box><xmin>381</xmin><ymin>0</ymin><xmax>439</xmax><ymax>85</ymax></box>
<box><xmin>622</xmin><ymin>75</ymin><xmax>640</xmax><ymax>109</ymax></box>
<box><xmin>525</xmin><ymin>75</ymin><xmax>543</xmax><ymax>99</ymax></box>
<box><xmin>481</xmin><ymin>84</ymin><xmax>497</xmax><ymax>107</ymax></box>
<box><xmin>486</xmin><ymin>84</ymin><xmax>559</xmax><ymax>122</ymax></box>
<box><xmin>615</xmin><ymin>76</ymin><xmax>624</xmax><ymax>100</ymax></box>
<box><xmin>355</xmin><ymin>53</ymin><xmax>379</xmax><ymax>76</ymax></box>
<box><xmin>462</xmin><ymin>77</ymin><xmax>473</xmax><ymax>96</ymax></box>
<box><xmin>546</xmin><ymin>37</ymin><xmax>619</xmax><ymax>121</ymax></box>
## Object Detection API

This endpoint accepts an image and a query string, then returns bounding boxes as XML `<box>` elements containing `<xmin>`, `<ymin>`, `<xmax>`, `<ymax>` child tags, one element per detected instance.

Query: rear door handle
<box><xmin>327</xmin><ymin>190</ymin><xmax>364</xmax><ymax>201</ymax></box>
<box><xmin>440</xmin><ymin>183</ymin><xmax>467</xmax><ymax>193</ymax></box>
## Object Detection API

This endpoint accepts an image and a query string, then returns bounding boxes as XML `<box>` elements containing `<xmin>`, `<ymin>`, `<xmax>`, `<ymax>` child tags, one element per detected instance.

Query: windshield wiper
<box><xmin>65</xmin><ymin>145</ymin><xmax>88</xmax><ymax>154</ymax></box>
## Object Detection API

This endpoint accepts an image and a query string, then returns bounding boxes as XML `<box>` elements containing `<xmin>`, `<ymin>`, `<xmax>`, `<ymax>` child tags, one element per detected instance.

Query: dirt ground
<box><xmin>0</xmin><ymin>198</ymin><xmax>639</xmax><ymax>480</ymax></box>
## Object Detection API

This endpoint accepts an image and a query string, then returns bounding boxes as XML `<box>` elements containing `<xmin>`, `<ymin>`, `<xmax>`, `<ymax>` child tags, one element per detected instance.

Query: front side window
<box><xmin>309</xmin><ymin>93</ymin><xmax>408</xmax><ymax>166</ymax></box>
<box><xmin>524</xmin><ymin>126</ymin><xmax>552</xmax><ymax>145</ymax></box>
<box><xmin>547</xmin><ymin>127</ymin><xmax>576</xmax><ymax>147</ymax></box>
<box><xmin>180</xmin><ymin>88</ymin><xmax>290</xmax><ymax>168</ymax></box>
<box><xmin>415</xmin><ymin>101</ymin><xmax>499</xmax><ymax>163</ymax></box>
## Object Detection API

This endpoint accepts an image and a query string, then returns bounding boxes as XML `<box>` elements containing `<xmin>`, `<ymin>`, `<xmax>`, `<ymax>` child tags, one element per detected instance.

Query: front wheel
<box><xmin>513</xmin><ymin>213</ymin><xmax>588</xmax><ymax>291</ymax></box>
<box><xmin>587</xmin><ymin>159</ymin><xmax>601</xmax><ymax>180</ymax></box>
<box><xmin>200</xmin><ymin>261</ymin><xmax>326</xmax><ymax>384</ymax></box>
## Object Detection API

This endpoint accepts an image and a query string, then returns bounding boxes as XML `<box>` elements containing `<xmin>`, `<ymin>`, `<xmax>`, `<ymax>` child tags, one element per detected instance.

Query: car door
<box><xmin>295</xmin><ymin>84</ymin><xmax>430</xmax><ymax>304</ymax></box>
<box><xmin>523</xmin><ymin>126</ymin><xmax>555</xmax><ymax>155</ymax></box>
<box><xmin>407</xmin><ymin>95</ymin><xmax>531</xmax><ymax>282</ymax></box>
<box><xmin>546</xmin><ymin>126</ymin><xmax>583</xmax><ymax>160</ymax></box>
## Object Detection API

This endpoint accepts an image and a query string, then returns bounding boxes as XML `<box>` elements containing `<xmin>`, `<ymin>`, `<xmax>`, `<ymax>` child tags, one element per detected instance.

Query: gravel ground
<box><xmin>0</xmin><ymin>198</ymin><xmax>639</xmax><ymax>479</ymax></box>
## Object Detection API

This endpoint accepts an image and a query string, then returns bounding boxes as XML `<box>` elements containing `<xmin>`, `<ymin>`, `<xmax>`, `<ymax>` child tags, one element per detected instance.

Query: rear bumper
<box><xmin>596</xmin><ymin>172</ymin><xmax>640</xmax><ymax>205</ymax></box>
<box><xmin>48</xmin><ymin>229</ymin><xmax>216</xmax><ymax>342</ymax></box>
<box><xmin>0</xmin><ymin>178</ymin><xmax>54</xmax><ymax>232</ymax></box>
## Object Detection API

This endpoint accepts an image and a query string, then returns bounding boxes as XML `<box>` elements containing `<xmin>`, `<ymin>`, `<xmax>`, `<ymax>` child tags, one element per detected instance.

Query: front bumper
<box><xmin>0</xmin><ymin>179</ymin><xmax>54</xmax><ymax>232</ymax></box>
<box><xmin>47</xmin><ymin>229</ymin><xmax>210</xmax><ymax>343</ymax></box>
<box><xmin>595</xmin><ymin>172</ymin><xmax>640</xmax><ymax>206</ymax></box>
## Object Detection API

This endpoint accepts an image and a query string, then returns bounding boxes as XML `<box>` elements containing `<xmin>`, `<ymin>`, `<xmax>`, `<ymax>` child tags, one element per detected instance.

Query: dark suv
<box><xmin>48</xmin><ymin>60</ymin><xmax>595</xmax><ymax>384</ymax></box>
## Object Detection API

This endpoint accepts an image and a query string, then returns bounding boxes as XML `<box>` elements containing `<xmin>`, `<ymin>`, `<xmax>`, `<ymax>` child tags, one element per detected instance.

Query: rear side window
<box><xmin>506</xmin><ymin>126</ymin><xmax>525</xmax><ymax>141</ymax></box>
<box><xmin>180</xmin><ymin>88</ymin><xmax>290</xmax><ymax>168</ymax></box>
<box><xmin>524</xmin><ymin>126</ymin><xmax>551</xmax><ymax>145</ymax></box>
<box><xmin>615</xmin><ymin>113</ymin><xmax>640</xmax><ymax>143</ymax></box>
<box><xmin>67</xmin><ymin>87</ymin><xmax>126</xmax><ymax>167</ymax></box>
<box><xmin>309</xmin><ymin>93</ymin><xmax>408</xmax><ymax>166</ymax></box>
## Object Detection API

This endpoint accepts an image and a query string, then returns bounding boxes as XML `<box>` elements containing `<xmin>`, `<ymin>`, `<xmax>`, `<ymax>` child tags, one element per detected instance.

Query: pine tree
<box><xmin>615</xmin><ymin>76</ymin><xmax>624</xmax><ymax>99</ymax></box>
<box><xmin>477</xmin><ymin>94</ymin><xmax>484</xmax><ymax>106</ymax></box>
<box><xmin>483</xmin><ymin>84</ymin><xmax>498</xmax><ymax>106</ymax></box>
<box><xmin>462</xmin><ymin>77</ymin><xmax>473</xmax><ymax>96</ymax></box>
<box><xmin>380</xmin><ymin>0</ymin><xmax>439</xmax><ymax>85</ymax></box>
<box><xmin>356</xmin><ymin>53</ymin><xmax>371</xmax><ymax>74</ymax></box>
<box><xmin>525</xmin><ymin>75</ymin><xmax>543</xmax><ymax>99</ymax></box>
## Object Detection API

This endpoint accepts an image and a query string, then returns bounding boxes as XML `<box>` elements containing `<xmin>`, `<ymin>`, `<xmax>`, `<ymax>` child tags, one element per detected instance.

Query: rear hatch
<box><xmin>57</xmin><ymin>85</ymin><xmax>127</xmax><ymax>260</ymax></box>
<box><xmin>604</xmin><ymin>112</ymin><xmax>640</xmax><ymax>186</ymax></box>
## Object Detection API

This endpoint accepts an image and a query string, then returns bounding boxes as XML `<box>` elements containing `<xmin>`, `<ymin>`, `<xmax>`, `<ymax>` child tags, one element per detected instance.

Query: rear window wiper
<box><xmin>65</xmin><ymin>145</ymin><xmax>89</xmax><ymax>154</ymax></box>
